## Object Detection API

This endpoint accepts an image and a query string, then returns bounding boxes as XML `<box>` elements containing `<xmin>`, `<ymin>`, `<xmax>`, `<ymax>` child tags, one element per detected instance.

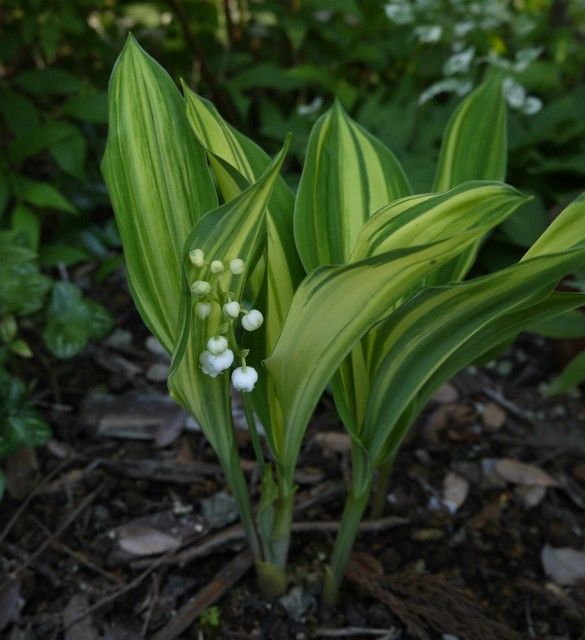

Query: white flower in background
<box><xmin>223</xmin><ymin>301</ymin><xmax>240</xmax><ymax>319</ymax></box>
<box><xmin>454</xmin><ymin>21</ymin><xmax>474</xmax><ymax>38</ymax></box>
<box><xmin>418</xmin><ymin>78</ymin><xmax>472</xmax><ymax>105</ymax></box>
<box><xmin>210</xmin><ymin>260</ymin><xmax>225</xmax><ymax>274</ymax></box>
<box><xmin>513</xmin><ymin>47</ymin><xmax>543</xmax><ymax>72</ymax></box>
<box><xmin>242</xmin><ymin>310</ymin><xmax>264</xmax><ymax>331</ymax></box>
<box><xmin>415</xmin><ymin>25</ymin><xmax>442</xmax><ymax>43</ymax></box>
<box><xmin>189</xmin><ymin>248</ymin><xmax>205</xmax><ymax>267</ymax></box>
<box><xmin>384</xmin><ymin>2</ymin><xmax>414</xmax><ymax>25</ymax></box>
<box><xmin>207</xmin><ymin>335</ymin><xmax>228</xmax><ymax>355</ymax></box>
<box><xmin>195</xmin><ymin>302</ymin><xmax>211</xmax><ymax>319</ymax></box>
<box><xmin>229</xmin><ymin>258</ymin><xmax>245</xmax><ymax>275</ymax></box>
<box><xmin>521</xmin><ymin>96</ymin><xmax>542</xmax><ymax>115</ymax></box>
<box><xmin>199</xmin><ymin>350</ymin><xmax>219</xmax><ymax>377</ymax></box>
<box><xmin>443</xmin><ymin>47</ymin><xmax>475</xmax><ymax>75</ymax></box>
<box><xmin>208</xmin><ymin>349</ymin><xmax>234</xmax><ymax>373</ymax></box>
<box><xmin>503</xmin><ymin>77</ymin><xmax>526</xmax><ymax>109</ymax></box>
<box><xmin>297</xmin><ymin>96</ymin><xmax>323</xmax><ymax>117</ymax></box>
<box><xmin>231</xmin><ymin>366</ymin><xmax>258</xmax><ymax>392</ymax></box>
<box><xmin>190</xmin><ymin>280</ymin><xmax>211</xmax><ymax>296</ymax></box>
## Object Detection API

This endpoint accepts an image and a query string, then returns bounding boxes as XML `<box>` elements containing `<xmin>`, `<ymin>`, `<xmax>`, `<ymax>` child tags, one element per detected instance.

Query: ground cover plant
<box><xmin>102</xmin><ymin>34</ymin><xmax>585</xmax><ymax>606</ymax></box>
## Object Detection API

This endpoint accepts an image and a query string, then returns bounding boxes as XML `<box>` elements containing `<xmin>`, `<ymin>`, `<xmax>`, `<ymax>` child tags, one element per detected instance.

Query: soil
<box><xmin>1</xmin><ymin>279</ymin><xmax>584</xmax><ymax>640</ymax></box>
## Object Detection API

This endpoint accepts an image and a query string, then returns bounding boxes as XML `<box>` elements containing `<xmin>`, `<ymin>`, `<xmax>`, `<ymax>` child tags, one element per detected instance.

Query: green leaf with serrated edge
<box><xmin>363</xmin><ymin>252</ymin><xmax>585</xmax><ymax>466</ymax></box>
<box><xmin>295</xmin><ymin>99</ymin><xmax>412</xmax><ymax>272</ymax></box>
<box><xmin>431</xmin><ymin>78</ymin><xmax>507</xmax><ymax>282</ymax></box>
<box><xmin>101</xmin><ymin>34</ymin><xmax>217</xmax><ymax>354</ymax></box>
<box><xmin>547</xmin><ymin>350</ymin><xmax>585</xmax><ymax>395</ymax></box>
<box><xmin>183</xmin><ymin>86</ymin><xmax>304</xmax><ymax>447</ymax></box>
<box><xmin>334</xmin><ymin>182</ymin><xmax>529</xmax><ymax>435</ymax></box>
<box><xmin>265</xmin><ymin>229</ymin><xmax>491</xmax><ymax>485</ymax></box>
<box><xmin>169</xmin><ymin>141</ymin><xmax>289</xmax><ymax>459</ymax></box>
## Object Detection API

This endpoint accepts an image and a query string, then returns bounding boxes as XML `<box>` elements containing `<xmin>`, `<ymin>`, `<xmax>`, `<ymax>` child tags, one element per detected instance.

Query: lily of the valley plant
<box><xmin>103</xmin><ymin>36</ymin><xmax>585</xmax><ymax>604</ymax></box>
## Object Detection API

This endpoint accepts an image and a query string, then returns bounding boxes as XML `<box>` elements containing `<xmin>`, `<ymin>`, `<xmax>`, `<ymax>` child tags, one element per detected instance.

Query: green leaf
<box><xmin>433</xmin><ymin>78</ymin><xmax>507</xmax><ymax>192</ymax></box>
<box><xmin>363</xmin><ymin>254</ymin><xmax>585</xmax><ymax>465</ymax></box>
<box><xmin>265</xmin><ymin>231</ymin><xmax>485</xmax><ymax>482</ymax></box>
<box><xmin>0</xmin><ymin>232</ymin><xmax>51</xmax><ymax>317</ymax></box>
<box><xmin>62</xmin><ymin>92</ymin><xmax>108</xmax><ymax>123</ymax></box>
<box><xmin>49</xmin><ymin>123</ymin><xmax>86</xmax><ymax>180</ymax></box>
<box><xmin>13</xmin><ymin>67</ymin><xmax>84</xmax><ymax>95</ymax></box>
<box><xmin>0</xmin><ymin>88</ymin><xmax>39</xmax><ymax>136</ymax></box>
<box><xmin>10</xmin><ymin>204</ymin><xmax>40</xmax><ymax>250</ymax></box>
<box><xmin>431</xmin><ymin>78</ymin><xmax>508</xmax><ymax>282</ymax></box>
<box><xmin>183</xmin><ymin>86</ymin><xmax>305</xmax><ymax>441</ymax></box>
<box><xmin>43</xmin><ymin>282</ymin><xmax>113</xmax><ymax>359</ymax></box>
<box><xmin>523</xmin><ymin>193</ymin><xmax>585</xmax><ymax>259</ymax></box>
<box><xmin>15</xmin><ymin>177</ymin><xmax>76</xmax><ymax>214</ymax></box>
<box><xmin>531</xmin><ymin>310</ymin><xmax>585</xmax><ymax>338</ymax></box>
<box><xmin>295</xmin><ymin>100</ymin><xmax>411</xmax><ymax>271</ymax></box>
<box><xmin>101</xmin><ymin>34</ymin><xmax>218</xmax><ymax>354</ymax></box>
<box><xmin>547</xmin><ymin>350</ymin><xmax>585</xmax><ymax>395</ymax></box>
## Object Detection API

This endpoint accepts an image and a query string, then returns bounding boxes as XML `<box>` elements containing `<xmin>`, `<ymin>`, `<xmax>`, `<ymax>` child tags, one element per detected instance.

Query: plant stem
<box><xmin>242</xmin><ymin>392</ymin><xmax>266</xmax><ymax>473</ymax></box>
<box><xmin>221</xmin><ymin>441</ymin><xmax>263</xmax><ymax>562</ymax></box>
<box><xmin>370</xmin><ymin>454</ymin><xmax>395</xmax><ymax>519</ymax></box>
<box><xmin>322</xmin><ymin>479</ymin><xmax>372</xmax><ymax>607</ymax></box>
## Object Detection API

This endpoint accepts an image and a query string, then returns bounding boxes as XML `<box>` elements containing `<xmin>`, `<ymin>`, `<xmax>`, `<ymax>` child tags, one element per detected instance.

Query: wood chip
<box><xmin>115</xmin><ymin>525</ymin><xmax>182</xmax><ymax>557</ymax></box>
<box><xmin>313</xmin><ymin>431</ymin><xmax>352</xmax><ymax>454</ymax></box>
<box><xmin>542</xmin><ymin>545</ymin><xmax>585</xmax><ymax>586</ymax></box>
<box><xmin>432</xmin><ymin>382</ymin><xmax>459</xmax><ymax>403</ymax></box>
<box><xmin>494</xmin><ymin>458</ymin><xmax>559</xmax><ymax>488</ymax></box>
<box><xmin>481</xmin><ymin>402</ymin><xmax>507</xmax><ymax>430</ymax></box>
<box><xmin>442</xmin><ymin>472</ymin><xmax>470</xmax><ymax>514</ymax></box>
<box><xmin>64</xmin><ymin>594</ymin><xmax>100</xmax><ymax>640</ymax></box>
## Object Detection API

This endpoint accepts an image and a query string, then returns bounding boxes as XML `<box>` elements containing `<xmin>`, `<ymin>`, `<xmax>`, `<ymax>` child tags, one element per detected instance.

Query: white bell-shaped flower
<box><xmin>209</xmin><ymin>348</ymin><xmax>234</xmax><ymax>373</ymax></box>
<box><xmin>189</xmin><ymin>248</ymin><xmax>205</xmax><ymax>267</ymax></box>
<box><xmin>231</xmin><ymin>366</ymin><xmax>258</xmax><ymax>392</ymax></box>
<box><xmin>229</xmin><ymin>258</ymin><xmax>245</xmax><ymax>275</ymax></box>
<box><xmin>241</xmin><ymin>309</ymin><xmax>263</xmax><ymax>331</ymax></box>
<box><xmin>223</xmin><ymin>301</ymin><xmax>240</xmax><ymax>319</ymax></box>
<box><xmin>210</xmin><ymin>260</ymin><xmax>224</xmax><ymax>274</ymax></box>
<box><xmin>191</xmin><ymin>280</ymin><xmax>211</xmax><ymax>296</ymax></box>
<box><xmin>195</xmin><ymin>302</ymin><xmax>211</xmax><ymax>319</ymax></box>
<box><xmin>207</xmin><ymin>335</ymin><xmax>228</xmax><ymax>355</ymax></box>
<box><xmin>199</xmin><ymin>350</ymin><xmax>219</xmax><ymax>377</ymax></box>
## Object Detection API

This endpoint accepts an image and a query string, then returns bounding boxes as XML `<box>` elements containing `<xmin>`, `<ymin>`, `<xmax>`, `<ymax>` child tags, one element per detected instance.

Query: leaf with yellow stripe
<box><xmin>101</xmin><ymin>34</ymin><xmax>217</xmax><ymax>354</ymax></box>
<box><xmin>431</xmin><ymin>77</ymin><xmax>507</xmax><ymax>282</ymax></box>
<box><xmin>294</xmin><ymin>99</ymin><xmax>412</xmax><ymax>272</ymax></box>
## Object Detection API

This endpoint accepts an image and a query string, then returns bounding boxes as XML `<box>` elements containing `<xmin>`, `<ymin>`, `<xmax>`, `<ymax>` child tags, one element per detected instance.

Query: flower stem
<box><xmin>242</xmin><ymin>392</ymin><xmax>266</xmax><ymax>473</ymax></box>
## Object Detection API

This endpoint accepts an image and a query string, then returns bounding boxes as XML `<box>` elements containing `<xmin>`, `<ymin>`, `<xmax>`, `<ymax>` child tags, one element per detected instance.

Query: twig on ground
<box><xmin>152</xmin><ymin>550</ymin><xmax>253</xmax><ymax>640</ymax></box>
<box><xmin>481</xmin><ymin>387</ymin><xmax>537</xmax><ymax>424</ymax></box>
<box><xmin>1</xmin><ymin>485</ymin><xmax>103</xmax><ymax>587</ymax></box>
<box><xmin>29</xmin><ymin>515</ymin><xmax>123</xmax><ymax>586</ymax></box>
<box><xmin>315</xmin><ymin>628</ymin><xmax>401</xmax><ymax>639</ymax></box>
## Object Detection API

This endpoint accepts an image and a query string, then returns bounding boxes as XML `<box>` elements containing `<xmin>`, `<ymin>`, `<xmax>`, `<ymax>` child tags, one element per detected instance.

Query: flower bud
<box><xmin>223</xmin><ymin>301</ymin><xmax>240</xmax><ymax>319</ymax></box>
<box><xmin>190</xmin><ymin>280</ymin><xmax>211</xmax><ymax>297</ymax></box>
<box><xmin>229</xmin><ymin>258</ymin><xmax>245</xmax><ymax>275</ymax></box>
<box><xmin>199</xmin><ymin>350</ymin><xmax>219</xmax><ymax>377</ymax></box>
<box><xmin>207</xmin><ymin>335</ymin><xmax>228</xmax><ymax>355</ymax></box>
<box><xmin>231</xmin><ymin>366</ymin><xmax>258</xmax><ymax>392</ymax></box>
<box><xmin>241</xmin><ymin>309</ymin><xmax>263</xmax><ymax>331</ymax></box>
<box><xmin>189</xmin><ymin>248</ymin><xmax>205</xmax><ymax>267</ymax></box>
<box><xmin>209</xmin><ymin>349</ymin><xmax>234</xmax><ymax>373</ymax></box>
<box><xmin>210</xmin><ymin>260</ymin><xmax>224</xmax><ymax>274</ymax></box>
<box><xmin>195</xmin><ymin>302</ymin><xmax>211</xmax><ymax>319</ymax></box>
